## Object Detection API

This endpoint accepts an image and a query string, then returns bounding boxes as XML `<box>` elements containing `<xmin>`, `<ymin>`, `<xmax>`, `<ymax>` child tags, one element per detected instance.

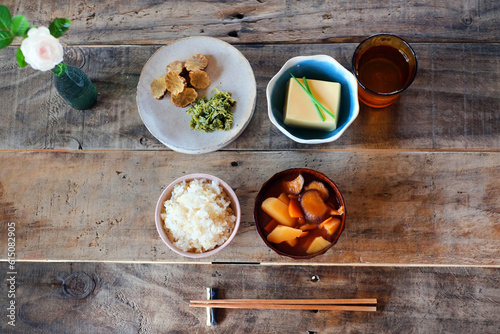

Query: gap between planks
<box><xmin>3</xmin><ymin>259</ymin><xmax>500</xmax><ymax>268</ymax></box>
<box><xmin>1</xmin><ymin>148</ymin><xmax>500</xmax><ymax>154</ymax></box>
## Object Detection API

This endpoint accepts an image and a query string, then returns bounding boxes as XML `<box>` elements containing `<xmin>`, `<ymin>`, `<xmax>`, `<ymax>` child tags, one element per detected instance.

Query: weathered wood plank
<box><xmin>1</xmin><ymin>262</ymin><xmax>499</xmax><ymax>333</ymax></box>
<box><xmin>1</xmin><ymin>2</ymin><xmax>498</xmax><ymax>332</ymax></box>
<box><xmin>1</xmin><ymin>150</ymin><xmax>499</xmax><ymax>265</ymax></box>
<box><xmin>1</xmin><ymin>43</ymin><xmax>499</xmax><ymax>151</ymax></box>
<box><xmin>2</xmin><ymin>0</ymin><xmax>499</xmax><ymax>44</ymax></box>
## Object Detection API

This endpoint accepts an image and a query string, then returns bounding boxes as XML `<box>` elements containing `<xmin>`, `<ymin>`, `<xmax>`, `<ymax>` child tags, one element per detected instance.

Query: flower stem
<box><xmin>52</xmin><ymin>62</ymin><xmax>67</xmax><ymax>76</ymax></box>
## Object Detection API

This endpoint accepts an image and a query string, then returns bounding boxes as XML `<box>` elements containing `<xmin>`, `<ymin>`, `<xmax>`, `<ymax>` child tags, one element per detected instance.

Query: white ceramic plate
<box><xmin>137</xmin><ymin>36</ymin><xmax>256</xmax><ymax>154</ymax></box>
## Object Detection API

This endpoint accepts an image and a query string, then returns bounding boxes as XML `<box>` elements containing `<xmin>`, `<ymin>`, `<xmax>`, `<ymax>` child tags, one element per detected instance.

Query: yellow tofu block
<box><xmin>284</xmin><ymin>78</ymin><xmax>341</xmax><ymax>131</ymax></box>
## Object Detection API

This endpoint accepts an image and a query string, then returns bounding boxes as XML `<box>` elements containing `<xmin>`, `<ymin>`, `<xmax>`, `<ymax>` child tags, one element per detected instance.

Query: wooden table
<box><xmin>1</xmin><ymin>1</ymin><xmax>499</xmax><ymax>333</ymax></box>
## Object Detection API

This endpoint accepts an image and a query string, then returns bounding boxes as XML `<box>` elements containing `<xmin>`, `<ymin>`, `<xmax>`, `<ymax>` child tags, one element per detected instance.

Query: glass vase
<box><xmin>52</xmin><ymin>62</ymin><xmax>97</xmax><ymax>110</ymax></box>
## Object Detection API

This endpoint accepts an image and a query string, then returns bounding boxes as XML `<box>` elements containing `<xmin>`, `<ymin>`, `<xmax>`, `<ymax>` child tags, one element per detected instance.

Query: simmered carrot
<box><xmin>299</xmin><ymin>223</ymin><xmax>317</xmax><ymax>231</ymax></box>
<box><xmin>288</xmin><ymin>198</ymin><xmax>304</xmax><ymax>219</ymax></box>
<box><xmin>299</xmin><ymin>231</ymin><xmax>309</xmax><ymax>238</ymax></box>
<box><xmin>264</xmin><ymin>219</ymin><xmax>278</xmax><ymax>233</ymax></box>
<box><xmin>319</xmin><ymin>217</ymin><xmax>341</xmax><ymax>235</ymax></box>
<box><xmin>327</xmin><ymin>203</ymin><xmax>344</xmax><ymax>216</ymax></box>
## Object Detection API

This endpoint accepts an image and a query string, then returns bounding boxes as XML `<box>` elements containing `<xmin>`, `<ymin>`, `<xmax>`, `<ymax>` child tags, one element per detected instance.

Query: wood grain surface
<box><xmin>2</xmin><ymin>0</ymin><xmax>499</xmax><ymax>44</ymax></box>
<box><xmin>1</xmin><ymin>150</ymin><xmax>498</xmax><ymax>265</ymax></box>
<box><xmin>1</xmin><ymin>1</ymin><xmax>499</xmax><ymax>332</ymax></box>
<box><xmin>1</xmin><ymin>43</ymin><xmax>499</xmax><ymax>151</ymax></box>
<box><xmin>1</xmin><ymin>262</ymin><xmax>499</xmax><ymax>333</ymax></box>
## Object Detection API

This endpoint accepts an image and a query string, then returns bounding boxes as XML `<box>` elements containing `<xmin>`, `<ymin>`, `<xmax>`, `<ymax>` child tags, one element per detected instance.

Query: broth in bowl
<box><xmin>254</xmin><ymin>168</ymin><xmax>345</xmax><ymax>259</ymax></box>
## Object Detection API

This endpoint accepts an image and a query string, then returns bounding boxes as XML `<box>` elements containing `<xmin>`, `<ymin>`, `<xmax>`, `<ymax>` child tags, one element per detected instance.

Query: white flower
<box><xmin>20</xmin><ymin>27</ymin><xmax>64</xmax><ymax>71</ymax></box>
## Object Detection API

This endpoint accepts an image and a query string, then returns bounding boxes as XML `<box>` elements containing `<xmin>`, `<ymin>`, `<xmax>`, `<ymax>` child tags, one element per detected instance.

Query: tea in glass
<box><xmin>352</xmin><ymin>34</ymin><xmax>417</xmax><ymax>108</ymax></box>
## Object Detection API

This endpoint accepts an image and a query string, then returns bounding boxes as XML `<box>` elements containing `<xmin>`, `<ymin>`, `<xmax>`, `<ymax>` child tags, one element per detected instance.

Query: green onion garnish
<box><xmin>302</xmin><ymin>76</ymin><xmax>325</xmax><ymax>122</ymax></box>
<box><xmin>290</xmin><ymin>73</ymin><xmax>335</xmax><ymax>119</ymax></box>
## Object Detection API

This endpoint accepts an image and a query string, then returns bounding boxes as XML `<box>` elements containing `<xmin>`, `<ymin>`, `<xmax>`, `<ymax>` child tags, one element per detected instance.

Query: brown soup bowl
<box><xmin>254</xmin><ymin>168</ymin><xmax>346</xmax><ymax>260</ymax></box>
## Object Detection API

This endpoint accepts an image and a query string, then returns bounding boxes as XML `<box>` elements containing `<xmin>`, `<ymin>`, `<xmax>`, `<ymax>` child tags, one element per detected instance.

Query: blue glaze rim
<box><xmin>266</xmin><ymin>55</ymin><xmax>359</xmax><ymax>144</ymax></box>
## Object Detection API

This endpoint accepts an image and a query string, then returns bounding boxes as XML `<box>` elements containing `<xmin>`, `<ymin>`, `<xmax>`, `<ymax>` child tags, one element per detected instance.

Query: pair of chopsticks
<box><xmin>190</xmin><ymin>298</ymin><xmax>377</xmax><ymax>312</ymax></box>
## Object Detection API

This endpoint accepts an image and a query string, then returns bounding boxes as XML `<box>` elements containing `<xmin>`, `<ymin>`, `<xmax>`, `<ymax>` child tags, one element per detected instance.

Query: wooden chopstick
<box><xmin>190</xmin><ymin>298</ymin><xmax>377</xmax><ymax>305</ymax></box>
<box><xmin>189</xmin><ymin>298</ymin><xmax>377</xmax><ymax>312</ymax></box>
<box><xmin>190</xmin><ymin>303</ymin><xmax>376</xmax><ymax>312</ymax></box>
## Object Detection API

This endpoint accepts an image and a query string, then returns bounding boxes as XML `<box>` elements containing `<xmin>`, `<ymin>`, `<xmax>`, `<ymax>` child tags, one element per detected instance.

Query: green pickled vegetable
<box><xmin>186</xmin><ymin>89</ymin><xmax>236</xmax><ymax>132</ymax></box>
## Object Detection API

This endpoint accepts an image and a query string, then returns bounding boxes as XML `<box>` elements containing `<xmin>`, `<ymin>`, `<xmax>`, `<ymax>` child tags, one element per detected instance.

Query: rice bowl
<box><xmin>161</xmin><ymin>178</ymin><xmax>235</xmax><ymax>253</ymax></box>
<box><xmin>155</xmin><ymin>174</ymin><xmax>241</xmax><ymax>258</ymax></box>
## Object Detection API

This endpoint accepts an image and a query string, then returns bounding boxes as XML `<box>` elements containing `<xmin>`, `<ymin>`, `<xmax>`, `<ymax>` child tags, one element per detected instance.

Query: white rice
<box><xmin>161</xmin><ymin>178</ymin><xmax>236</xmax><ymax>253</ymax></box>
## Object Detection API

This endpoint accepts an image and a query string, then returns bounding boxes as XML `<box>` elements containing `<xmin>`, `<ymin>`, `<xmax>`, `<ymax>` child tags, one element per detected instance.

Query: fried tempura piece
<box><xmin>189</xmin><ymin>70</ymin><xmax>211</xmax><ymax>89</ymax></box>
<box><xmin>185</xmin><ymin>54</ymin><xmax>208</xmax><ymax>71</ymax></box>
<box><xmin>150</xmin><ymin>76</ymin><xmax>167</xmax><ymax>100</ymax></box>
<box><xmin>165</xmin><ymin>71</ymin><xmax>187</xmax><ymax>95</ymax></box>
<box><xmin>166</xmin><ymin>60</ymin><xmax>184</xmax><ymax>75</ymax></box>
<box><xmin>171</xmin><ymin>87</ymin><xmax>198</xmax><ymax>108</ymax></box>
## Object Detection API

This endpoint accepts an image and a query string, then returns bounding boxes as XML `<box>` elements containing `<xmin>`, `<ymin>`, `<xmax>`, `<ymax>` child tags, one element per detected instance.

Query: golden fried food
<box><xmin>171</xmin><ymin>87</ymin><xmax>198</xmax><ymax>108</ymax></box>
<box><xmin>189</xmin><ymin>70</ymin><xmax>211</xmax><ymax>89</ymax></box>
<box><xmin>150</xmin><ymin>76</ymin><xmax>167</xmax><ymax>100</ymax></box>
<box><xmin>166</xmin><ymin>60</ymin><xmax>184</xmax><ymax>75</ymax></box>
<box><xmin>150</xmin><ymin>53</ymin><xmax>212</xmax><ymax>109</ymax></box>
<box><xmin>165</xmin><ymin>71</ymin><xmax>187</xmax><ymax>95</ymax></box>
<box><xmin>185</xmin><ymin>54</ymin><xmax>208</xmax><ymax>71</ymax></box>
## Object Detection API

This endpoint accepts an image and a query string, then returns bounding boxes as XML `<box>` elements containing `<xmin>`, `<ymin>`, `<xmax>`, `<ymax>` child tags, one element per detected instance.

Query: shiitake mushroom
<box><xmin>299</xmin><ymin>189</ymin><xmax>331</xmax><ymax>223</ymax></box>
<box><xmin>304</xmin><ymin>180</ymin><xmax>329</xmax><ymax>201</ymax></box>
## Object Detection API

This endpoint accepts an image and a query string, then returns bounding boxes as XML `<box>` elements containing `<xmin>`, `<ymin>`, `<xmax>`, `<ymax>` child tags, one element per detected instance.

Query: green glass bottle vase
<box><xmin>52</xmin><ymin>62</ymin><xmax>97</xmax><ymax>110</ymax></box>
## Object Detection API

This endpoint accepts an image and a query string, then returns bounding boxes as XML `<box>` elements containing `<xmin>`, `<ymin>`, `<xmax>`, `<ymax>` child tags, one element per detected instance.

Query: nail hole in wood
<box><xmin>461</xmin><ymin>14</ymin><xmax>473</xmax><ymax>26</ymax></box>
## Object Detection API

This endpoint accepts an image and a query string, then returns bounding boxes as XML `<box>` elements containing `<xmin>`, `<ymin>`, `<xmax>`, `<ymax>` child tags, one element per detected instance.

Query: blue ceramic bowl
<box><xmin>266</xmin><ymin>55</ymin><xmax>359</xmax><ymax>144</ymax></box>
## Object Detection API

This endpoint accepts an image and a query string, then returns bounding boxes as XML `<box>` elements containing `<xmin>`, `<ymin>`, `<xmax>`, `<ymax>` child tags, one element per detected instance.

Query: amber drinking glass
<box><xmin>352</xmin><ymin>34</ymin><xmax>417</xmax><ymax>108</ymax></box>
